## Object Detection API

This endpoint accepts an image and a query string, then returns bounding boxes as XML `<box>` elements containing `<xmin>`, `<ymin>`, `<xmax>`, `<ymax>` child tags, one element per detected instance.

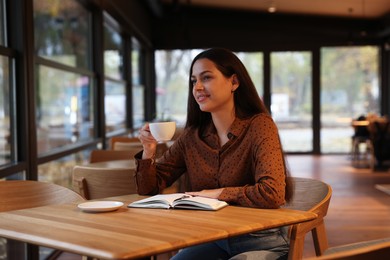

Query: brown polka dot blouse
<box><xmin>135</xmin><ymin>113</ymin><xmax>287</xmax><ymax>209</ymax></box>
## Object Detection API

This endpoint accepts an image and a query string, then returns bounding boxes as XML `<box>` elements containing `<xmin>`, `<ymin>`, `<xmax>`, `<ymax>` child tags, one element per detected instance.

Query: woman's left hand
<box><xmin>186</xmin><ymin>188</ymin><xmax>224</xmax><ymax>199</ymax></box>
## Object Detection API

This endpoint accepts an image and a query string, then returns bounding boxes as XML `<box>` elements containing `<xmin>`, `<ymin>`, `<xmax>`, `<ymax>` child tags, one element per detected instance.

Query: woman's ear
<box><xmin>231</xmin><ymin>74</ymin><xmax>239</xmax><ymax>92</ymax></box>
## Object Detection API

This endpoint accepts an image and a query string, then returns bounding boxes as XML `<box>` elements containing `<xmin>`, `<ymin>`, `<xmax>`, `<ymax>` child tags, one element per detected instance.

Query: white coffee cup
<box><xmin>149</xmin><ymin>121</ymin><xmax>176</xmax><ymax>142</ymax></box>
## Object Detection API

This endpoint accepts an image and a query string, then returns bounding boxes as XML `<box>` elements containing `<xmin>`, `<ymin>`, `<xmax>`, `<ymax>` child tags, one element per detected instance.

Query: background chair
<box><xmin>110</xmin><ymin>136</ymin><xmax>140</xmax><ymax>149</ymax></box>
<box><xmin>0</xmin><ymin>180</ymin><xmax>85</xmax><ymax>260</ymax></box>
<box><xmin>89</xmin><ymin>149</ymin><xmax>134</xmax><ymax>163</ymax></box>
<box><xmin>351</xmin><ymin>115</ymin><xmax>371</xmax><ymax>168</ymax></box>
<box><xmin>368</xmin><ymin>119</ymin><xmax>390</xmax><ymax>170</ymax></box>
<box><xmin>110</xmin><ymin>136</ymin><xmax>144</xmax><ymax>159</ymax></box>
<box><xmin>229</xmin><ymin>177</ymin><xmax>332</xmax><ymax>260</ymax></box>
<box><xmin>72</xmin><ymin>166</ymin><xmax>137</xmax><ymax>200</ymax></box>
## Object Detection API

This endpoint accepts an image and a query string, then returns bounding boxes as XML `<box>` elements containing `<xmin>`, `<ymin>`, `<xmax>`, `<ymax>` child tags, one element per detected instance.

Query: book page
<box><xmin>128</xmin><ymin>193</ymin><xmax>190</xmax><ymax>209</ymax></box>
<box><xmin>172</xmin><ymin>196</ymin><xmax>228</xmax><ymax>211</ymax></box>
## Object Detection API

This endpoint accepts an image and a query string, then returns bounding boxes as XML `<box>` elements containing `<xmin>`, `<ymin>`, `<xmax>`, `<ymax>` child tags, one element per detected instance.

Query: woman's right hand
<box><xmin>138</xmin><ymin>123</ymin><xmax>157</xmax><ymax>159</ymax></box>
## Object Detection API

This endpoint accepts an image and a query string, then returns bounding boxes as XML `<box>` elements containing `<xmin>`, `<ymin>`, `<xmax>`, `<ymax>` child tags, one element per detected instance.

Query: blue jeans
<box><xmin>171</xmin><ymin>226</ymin><xmax>290</xmax><ymax>260</ymax></box>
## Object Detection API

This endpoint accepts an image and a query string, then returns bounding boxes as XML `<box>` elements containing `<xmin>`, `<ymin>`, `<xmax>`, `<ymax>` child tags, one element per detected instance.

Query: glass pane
<box><xmin>131</xmin><ymin>37</ymin><xmax>144</xmax><ymax>129</ymax></box>
<box><xmin>38</xmin><ymin>149</ymin><xmax>92</xmax><ymax>189</ymax></box>
<box><xmin>155</xmin><ymin>49</ymin><xmax>201</xmax><ymax>125</ymax></box>
<box><xmin>236</xmin><ymin>52</ymin><xmax>264</xmax><ymax>97</ymax></box>
<box><xmin>271</xmin><ymin>52</ymin><xmax>312</xmax><ymax>152</ymax></box>
<box><xmin>0</xmin><ymin>171</ymin><xmax>25</xmax><ymax>180</ymax></box>
<box><xmin>321</xmin><ymin>46</ymin><xmax>380</xmax><ymax>153</ymax></box>
<box><xmin>104</xmin><ymin>23</ymin><xmax>123</xmax><ymax>80</ymax></box>
<box><xmin>33</xmin><ymin>0</ymin><xmax>91</xmax><ymax>69</ymax></box>
<box><xmin>132</xmin><ymin>85</ymin><xmax>144</xmax><ymax>129</ymax></box>
<box><xmin>0</xmin><ymin>0</ymin><xmax>6</xmax><ymax>46</ymax></box>
<box><xmin>105</xmin><ymin>80</ymin><xmax>126</xmax><ymax>133</ymax></box>
<box><xmin>36</xmin><ymin>66</ymin><xmax>94</xmax><ymax>154</ymax></box>
<box><xmin>0</xmin><ymin>56</ymin><xmax>10</xmax><ymax>165</ymax></box>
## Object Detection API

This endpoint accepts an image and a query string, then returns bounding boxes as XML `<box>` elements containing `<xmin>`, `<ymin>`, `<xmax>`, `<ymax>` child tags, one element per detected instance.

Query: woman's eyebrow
<box><xmin>191</xmin><ymin>70</ymin><xmax>213</xmax><ymax>78</ymax></box>
<box><xmin>196</xmin><ymin>70</ymin><xmax>212</xmax><ymax>76</ymax></box>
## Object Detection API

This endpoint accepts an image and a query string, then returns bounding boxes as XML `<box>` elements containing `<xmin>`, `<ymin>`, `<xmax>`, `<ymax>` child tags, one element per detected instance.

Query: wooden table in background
<box><xmin>0</xmin><ymin>194</ymin><xmax>316</xmax><ymax>260</ymax></box>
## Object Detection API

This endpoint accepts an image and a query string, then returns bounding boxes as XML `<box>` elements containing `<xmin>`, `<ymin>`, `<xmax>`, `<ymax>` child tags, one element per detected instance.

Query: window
<box><xmin>0</xmin><ymin>55</ymin><xmax>11</xmax><ymax>165</ymax></box>
<box><xmin>33</xmin><ymin>0</ymin><xmax>95</xmax><ymax>205</ymax></box>
<box><xmin>0</xmin><ymin>0</ymin><xmax>13</xmax><ymax>167</ymax></box>
<box><xmin>155</xmin><ymin>49</ymin><xmax>201</xmax><ymax>125</ymax></box>
<box><xmin>38</xmin><ymin>149</ymin><xmax>91</xmax><ymax>188</ymax></box>
<box><xmin>131</xmin><ymin>37</ymin><xmax>144</xmax><ymax>129</ymax></box>
<box><xmin>103</xmin><ymin>17</ymin><xmax>126</xmax><ymax>134</ymax></box>
<box><xmin>34</xmin><ymin>0</ymin><xmax>91</xmax><ymax>69</ymax></box>
<box><xmin>36</xmin><ymin>66</ymin><xmax>93</xmax><ymax>154</ymax></box>
<box><xmin>321</xmin><ymin>46</ymin><xmax>380</xmax><ymax>153</ymax></box>
<box><xmin>271</xmin><ymin>52</ymin><xmax>313</xmax><ymax>152</ymax></box>
<box><xmin>236</xmin><ymin>52</ymin><xmax>264</xmax><ymax>97</ymax></box>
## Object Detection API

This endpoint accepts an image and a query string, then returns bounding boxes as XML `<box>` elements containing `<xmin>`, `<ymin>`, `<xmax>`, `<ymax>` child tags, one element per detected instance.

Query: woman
<box><xmin>137</xmin><ymin>48</ymin><xmax>292</xmax><ymax>259</ymax></box>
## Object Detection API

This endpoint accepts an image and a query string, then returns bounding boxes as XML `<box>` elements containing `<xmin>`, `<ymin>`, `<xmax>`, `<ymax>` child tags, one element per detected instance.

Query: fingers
<box><xmin>138</xmin><ymin>123</ymin><xmax>156</xmax><ymax>144</ymax></box>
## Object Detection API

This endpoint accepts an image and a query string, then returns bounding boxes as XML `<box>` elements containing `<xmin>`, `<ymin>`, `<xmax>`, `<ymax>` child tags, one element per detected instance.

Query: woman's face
<box><xmin>191</xmin><ymin>58</ymin><xmax>238</xmax><ymax>114</ymax></box>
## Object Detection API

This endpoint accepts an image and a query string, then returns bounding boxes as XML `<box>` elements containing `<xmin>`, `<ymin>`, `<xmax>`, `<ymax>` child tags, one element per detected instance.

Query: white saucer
<box><xmin>78</xmin><ymin>201</ymin><xmax>124</xmax><ymax>213</ymax></box>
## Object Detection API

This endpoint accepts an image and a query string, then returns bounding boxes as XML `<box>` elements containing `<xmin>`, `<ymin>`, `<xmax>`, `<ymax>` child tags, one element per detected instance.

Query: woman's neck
<box><xmin>212</xmin><ymin>110</ymin><xmax>236</xmax><ymax>146</ymax></box>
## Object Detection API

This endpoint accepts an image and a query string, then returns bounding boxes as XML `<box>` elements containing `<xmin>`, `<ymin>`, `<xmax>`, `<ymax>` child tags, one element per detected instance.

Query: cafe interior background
<box><xmin>0</xmin><ymin>0</ymin><xmax>390</xmax><ymax>259</ymax></box>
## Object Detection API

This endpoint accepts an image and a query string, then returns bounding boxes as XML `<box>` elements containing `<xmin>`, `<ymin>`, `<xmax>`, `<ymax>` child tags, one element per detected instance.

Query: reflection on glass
<box><xmin>38</xmin><ymin>149</ymin><xmax>93</xmax><ymax>189</ymax></box>
<box><xmin>0</xmin><ymin>56</ymin><xmax>10</xmax><ymax>164</ymax></box>
<box><xmin>105</xmin><ymin>79</ymin><xmax>126</xmax><ymax>133</ymax></box>
<box><xmin>33</xmin><ymin>0</ymin><xmax>91</xmax><ymax>68</ymax></box>
<box><xmin>321</xmin><ymin>46</ymin><xmax>379</xmax><ymax>153</ymax></box>
<box><xmin>104</xmin><ymin>22</ymin><xmax>123</xmax><ymax>80</ymax></box>
<box><xmin>36</xmin><ymin>65</ymin><xmax>93</xmax><ymax>154</ymax></box>
<box><xmin>0</xmin><ymin>0</ymin><xmax>6</xmax><ymax>46</ymax></box>
<box><xmin>132</xmin><ymin>37</ymin><xmax>144</xmax><ymax>128</ymax></box>
<box><xmin>236</xmin><ymin>52</ymin><xmax>263</xmax><ymax>97</ymax></box>
<box><xmin>271</xmin><ymin>52</ymin><xmax>312</xmax><ymax>152</ymax></box>
<box><xmin>155</xmin><ymin>49</ymin><xmax>201</xmax><ymax>125</ymax></box>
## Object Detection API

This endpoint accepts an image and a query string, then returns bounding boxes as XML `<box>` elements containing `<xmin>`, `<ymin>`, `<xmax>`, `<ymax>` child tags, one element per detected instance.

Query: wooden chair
<box><xmin>285</xmin><ymin>177</ymin><xmax>332</xmax><ymax>259</ymax></box>
<box><xmin>110</xmin><ymin>136</ymin><xmax>169</xmax><ymax>159</ymax></box>
<box><xmin>89</xmin><ymin>149</ymin><xmax>134</xmax><ymax>163</ymax></box>
<box><xmin>110</xmin><ymin>136</ymin><xmax>140</xmax><ymax>150</ymax></box>
<box><xmin>72</xmin><ymin>166</ymin><xmax>137</xmax><ymax>200</ymax></box>
<box><xmin>0</xmin><ymin>180</ymin><xmax>85</xmax><ymax>260</ymax></box>
<box><xmin>229</xmin><ymin>177</ymin><xmax>332</xmax><ymax>260</ymax></box>
<box><xmin>306</xmin><ymin>237</ymin><xmax>390</xmax><ymax>259</ymax></box>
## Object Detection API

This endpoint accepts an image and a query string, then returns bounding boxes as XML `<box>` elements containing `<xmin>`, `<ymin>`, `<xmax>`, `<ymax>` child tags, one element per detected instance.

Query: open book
<box><xmin>128</xmin><ymin>193</ymin><xmax>228</xmax><ymax>211</ymax></box>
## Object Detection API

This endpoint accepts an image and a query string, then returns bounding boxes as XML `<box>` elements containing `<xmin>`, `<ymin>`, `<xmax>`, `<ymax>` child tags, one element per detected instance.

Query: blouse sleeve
<box><xmin>135</xmin><ymin>136</ymin><xmax>187</xmax><ymax>195</ymax></box>
<box><xmin>218</xmin><ymin>115</ymin><xmax>287</xmax><ymax>209</ymax></box>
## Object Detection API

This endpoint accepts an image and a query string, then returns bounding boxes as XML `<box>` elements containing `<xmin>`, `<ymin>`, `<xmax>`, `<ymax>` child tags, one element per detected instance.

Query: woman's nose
<box><xmin>194</xmin><ymin>81</ymin><xmax>204</xmax><ymax>90</ymax></box>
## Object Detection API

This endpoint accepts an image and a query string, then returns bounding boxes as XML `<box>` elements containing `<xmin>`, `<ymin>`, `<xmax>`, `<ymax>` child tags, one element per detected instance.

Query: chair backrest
<box><xmin>0</xmin><ymin>180</ymin><xmax>84</xmax><ymax>212</ymax></box>
<box><xmin>284</xmin><ymin>177</ymin><xmax>332</xmax><ymax>260</ymax></box>
<box><xmin>110</xmin><ymin>136</ymin><xmax>140</xmax><ymax>150</ymax></box>
<box><xmin>113</xmin><ymin>142</ymin><xmax>143</xmax><ymax>152</ymax></box>
<box><xmin>72</xmin><ymin>166</ymin><xmax>137</xmax><ymax>200</ymax></box>
<box><xmin>308</xmin><ymin>237</ymin><xmax>390</xmax><ymax>260</ymax></box>
<box><xmin>89</xmin><ymin>149</ymin><xmax>134</xmax><ymax>163</ymax></box>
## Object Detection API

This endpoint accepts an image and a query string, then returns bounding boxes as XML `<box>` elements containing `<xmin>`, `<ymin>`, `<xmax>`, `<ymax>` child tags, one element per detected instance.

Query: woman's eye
<box><xmin>191</xmin><ymin>79</ymin><xmax>197</xmax><ymax>85</ymax></box>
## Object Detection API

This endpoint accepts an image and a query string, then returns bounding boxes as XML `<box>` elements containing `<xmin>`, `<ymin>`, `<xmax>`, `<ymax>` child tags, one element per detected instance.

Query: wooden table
<box><xmin>86</xmin><ymin>159</ymin><xmax>136</xmax><ymax>169</ymax></box>
<box><xmin>0</xmin><ymin>194</ymin><xmax>317</xmax><ymax>260</ymax></box>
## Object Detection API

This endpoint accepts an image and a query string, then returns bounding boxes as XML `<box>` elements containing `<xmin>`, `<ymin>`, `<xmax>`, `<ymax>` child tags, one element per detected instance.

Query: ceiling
<box><xmin>161</xmin><ymin>0</ymin><xmax>390</xmax><ymax>19</ymax></box>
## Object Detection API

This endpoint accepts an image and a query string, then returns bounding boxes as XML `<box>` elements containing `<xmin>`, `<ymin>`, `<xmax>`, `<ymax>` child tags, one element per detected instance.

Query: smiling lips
<box><xmin>196</xmin><ymin>93</ymin><xmax>210</xmax><ymax>103</ymax></box>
